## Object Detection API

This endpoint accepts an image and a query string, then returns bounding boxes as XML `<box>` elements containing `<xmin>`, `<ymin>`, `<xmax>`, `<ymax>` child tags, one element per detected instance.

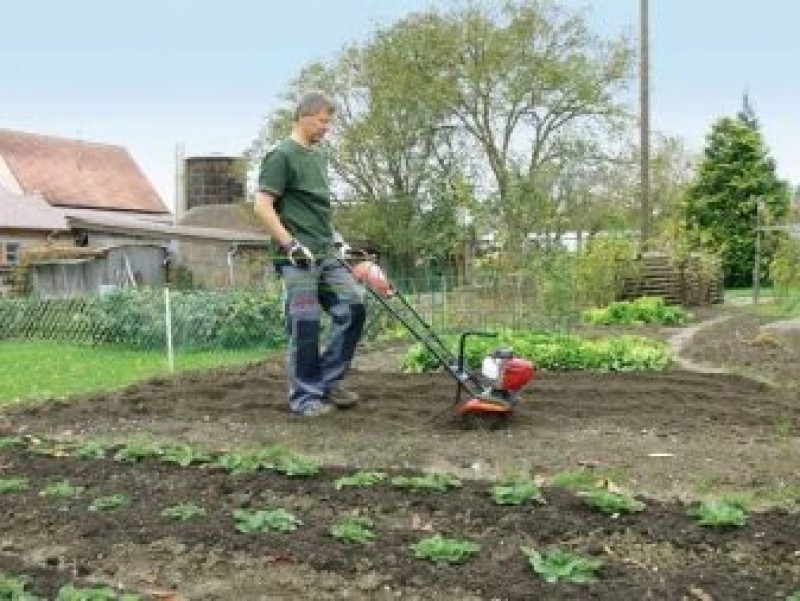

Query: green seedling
<box><xmin>0</xmin><ymin>436</ymin><xmax>24</xmax><ymax>451</ymax></box>
<box><xmin>253</xmin><ymin>446</ymin><xmax>293</xmax><ymax>468</ymax></box>
<box><xmin>786</xmin><ymin>591</ymin><xmax>800</xmax><ymax>601</ymax></box>
<box><xmin>391</xmin><ymin>473</ymin><xmax>461</xmax><ymax>493</ymax></box>
<box><xmin>214</xmin><ymin>452</ymin><xmax>263</xmax><ymax>475</ymax></box>
<box><xmin>41</xmin><ymin>480</ymin><xmax>84</xmax><ymax>499</ymax></box>
<box><xmin>273</xmin><ymin>454</ymin><xmax>320</xmax><ymax>477</ymax></box>
<box><xmin>549</xmin><ymin>469</ymin><xmax>598</xmax><ymax>491</ymax></box>
<box><xmin>113</xmin><ymin>440</ymin><xmax>162</xmax><ymax>463</ymax></box>
<box><xmin>89</xmin><ymin>494</ymin><xmax>131</xmax><ymax>512</ymax></box>
<box><xmin>234</xmin><ymin>508</ymin><xmax>302</xmax><ymax>533</ymax></box>
<box><xmin>411</xmin><ymin>535</ymin><xmax>481</xmax><ymax>564</ymax></box>
<box><xmin>27</xmin><ymin>439</ymin><xmax>61</xmax><ymax>456</ymax></box>
<box><xmin>334</xmin><ymin>471</ymin><xmax>387</xmax><ymax>490</ymax></box>
<box><xmin>491</xmin><ymin>477</ymin><xmax>545</xmax><ymax>506</ymax></box>
<box><xmin>161</xmin><ymin>503</ymin><xmax>207</xmax><ymax>521</ymax></box>
<box><xmin>687</xmin><ymin>499</ymin><xmax>747</xmax><ymax>527</ymax></box>
<box><xmin>251</xmin><ymin>446</ymin><xmax>320</xmax><ymax>477</ymax></box>
<box><xmin>580</xmin><ymin>489</ymin><xmax>645</xmax><ymax>515</ymax></box>
<box><xmin>0</xmin><ymin>574</ymin><xmax>44</xmax><ymax>601</ymax></box>
<box><xmin>522</xmin><ymin>547</ymin><xmax>603</xmax><ymax>584</ymax></box>
<box><xmin>0</xmin><ymin>477</ymin><xmax>29</xmax><ymax>494</ymax></box>
<box><xmin>329</xmin><ymin>516</ymin><xmax>377</xmax><ymax>544</ymax></box>
<box><xmin>160</xmin><ymin>444</ymin><xmax>211</xmax><ymax>467</ymax></box>
<box><xmin>55</xmin><ymin>584</ymin><xmax>141</xmax><ymax>601</ymax></box>
<box><xmin>69</xmin><ymin>441</ymin><xmax>108</xmax><ymax>459</ymax></box>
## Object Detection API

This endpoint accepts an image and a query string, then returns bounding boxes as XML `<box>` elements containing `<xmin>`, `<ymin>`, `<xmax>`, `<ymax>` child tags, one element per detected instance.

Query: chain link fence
<box><xmin>0</xmin><ymin>267</ymin><xmax>578</xmax><ymax>371</ymax></box>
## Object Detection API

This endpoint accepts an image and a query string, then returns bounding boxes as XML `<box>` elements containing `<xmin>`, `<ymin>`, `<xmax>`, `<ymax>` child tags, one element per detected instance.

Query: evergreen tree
<box><xmin>684</xmin><ymin>107</ymin><xmax>790</xmax><ymax>287</ymax></box>
<box><xmin>737</xmin><ymin>91</ymin><xmax>759</xmax><ymax>129</ymax></box>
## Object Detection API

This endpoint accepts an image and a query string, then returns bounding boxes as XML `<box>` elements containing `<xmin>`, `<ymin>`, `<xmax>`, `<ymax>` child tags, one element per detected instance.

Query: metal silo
<box><xmin>183</xmin><ymin>155</ymin><xmax>246</xmax><ymax>212</ymax></box>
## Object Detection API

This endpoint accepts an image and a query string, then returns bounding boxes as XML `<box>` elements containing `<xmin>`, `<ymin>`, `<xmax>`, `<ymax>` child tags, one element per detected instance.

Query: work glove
<box><xmin>280</xmin><ymin>238</ymin><xmax>315</xmax><ymax>267</ymax></box>
<box><xmin>333</xmin><ymin>231</ymin><xmax>351</xmax><ymax>260</ymax></box>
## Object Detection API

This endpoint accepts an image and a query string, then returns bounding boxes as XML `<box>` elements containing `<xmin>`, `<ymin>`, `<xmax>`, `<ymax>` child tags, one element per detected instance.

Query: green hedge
<box><xmin>402</xmin><ymin>331</ymin><xmax>671</xmax><ymax>373</ymax></box>
<box><xmin>0</xmin><ymin>289</ymin><xmax>286</xmax><ymax>350</ymax></box>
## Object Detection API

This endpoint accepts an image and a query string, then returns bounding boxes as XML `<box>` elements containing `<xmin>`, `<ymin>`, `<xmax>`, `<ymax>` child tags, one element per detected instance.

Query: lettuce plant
<box><xmin>412</xmin><ymin>535</ymin><xmax>480</xmax><ymax>564</ymax></box>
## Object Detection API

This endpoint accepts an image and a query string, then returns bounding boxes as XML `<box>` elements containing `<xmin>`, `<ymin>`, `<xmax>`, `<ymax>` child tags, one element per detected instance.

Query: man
<box><xmin>254</xmin><ymin>92</ymin><xmax>366</xmax><ymax>418</ymax></box>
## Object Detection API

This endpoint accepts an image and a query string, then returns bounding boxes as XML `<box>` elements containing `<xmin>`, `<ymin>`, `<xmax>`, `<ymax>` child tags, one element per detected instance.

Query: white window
<box><xmin>3</xmin><ymin>242</ymin><xmax>20</xmax><ymax>265</ymax></box>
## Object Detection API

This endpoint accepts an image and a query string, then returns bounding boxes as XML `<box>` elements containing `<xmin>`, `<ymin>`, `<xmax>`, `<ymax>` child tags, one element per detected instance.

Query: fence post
<box><xmin>164</xmin><ymin>286</ymin><xmax>175</xmax><ymax>373</ymax></box>
<box><xmin>441</xmin><ymin>274</ymin><xmax>448</xmax><ymax>332</ymax></box>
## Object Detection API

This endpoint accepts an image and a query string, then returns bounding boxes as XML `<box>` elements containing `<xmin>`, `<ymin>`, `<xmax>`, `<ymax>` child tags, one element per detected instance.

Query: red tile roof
<box><xmin>0</xmin><ymin>129</ymin><xmax>169</xmax><ymax>214</ymax></box>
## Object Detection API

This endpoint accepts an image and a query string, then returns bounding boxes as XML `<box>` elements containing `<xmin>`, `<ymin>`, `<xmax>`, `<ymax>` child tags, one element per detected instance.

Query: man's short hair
<box><xmin>293</xmin><ymin>92</ymin><xmax>336</xmax><ymax>121</ymax></box>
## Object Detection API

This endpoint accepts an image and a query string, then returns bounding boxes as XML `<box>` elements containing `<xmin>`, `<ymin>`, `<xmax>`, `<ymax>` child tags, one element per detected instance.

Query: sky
<box><xmin>1</xmin><ymin>0</ymin><xmax>798</xmax><ymax>212</ymax></box>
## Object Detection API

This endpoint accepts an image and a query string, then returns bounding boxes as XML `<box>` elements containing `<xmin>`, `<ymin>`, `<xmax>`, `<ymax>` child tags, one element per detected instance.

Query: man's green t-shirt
<box><xmin>258</xmin><ymin>139</ymin><xmax>333</xmax><ymax>257</ymax></box>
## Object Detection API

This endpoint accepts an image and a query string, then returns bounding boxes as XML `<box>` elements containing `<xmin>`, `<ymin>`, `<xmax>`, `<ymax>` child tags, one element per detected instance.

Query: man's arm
<box><xmin>254</xmin><ymin>190</ymin><xmax>292</xmax><ymax>249</ymax></box>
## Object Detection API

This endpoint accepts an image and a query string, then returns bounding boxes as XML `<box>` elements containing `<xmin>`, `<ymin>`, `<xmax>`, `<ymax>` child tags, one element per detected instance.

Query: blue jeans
<box><xmin>281</xmin><ymin>257</ymin><xmax>366</xmax><ymax>413</ymax></box>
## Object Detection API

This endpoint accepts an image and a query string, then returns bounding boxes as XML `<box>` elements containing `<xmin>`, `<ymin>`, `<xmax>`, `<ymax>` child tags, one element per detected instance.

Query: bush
<box><xmin>769</xmin><ymin>236</ymin><xmax>800</xmax><ymax>298</ymax></box>
<box><xmin>574</xmin><ymin>236</ymin><xmax>638</xmax><ymax>308</ymax></box>
<box><xmin>582</xmin><ymin>296</ymin><xmax>690</xmax><ymax>326</ymax></box>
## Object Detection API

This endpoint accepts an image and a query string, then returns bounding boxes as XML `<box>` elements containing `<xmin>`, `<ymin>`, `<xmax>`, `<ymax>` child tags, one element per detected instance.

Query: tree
<box><xmin>431</xmin><ymin>0</ymin><xmax>634</xmax><ymax>256</ymax></box>
<box><xmin>248</xmin><ymin>0</ymin><xmax>635</xmax><ymax>269</ymax></box>
<box><xmin>684</xmin><ymin>107</ymin><xmax>790</xmax><ymax>287</ymax></box>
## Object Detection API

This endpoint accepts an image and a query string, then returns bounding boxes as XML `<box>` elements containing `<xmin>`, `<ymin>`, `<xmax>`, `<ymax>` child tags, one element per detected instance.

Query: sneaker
<box><xmin>324</xmin><ymin>387</ymin><xmax>359</xmax><ymax>409</ymax></box>
<box><xmin>294</xmin><ymin>402</ymin><xmax>334</xmax><ymax>418</ymax></box>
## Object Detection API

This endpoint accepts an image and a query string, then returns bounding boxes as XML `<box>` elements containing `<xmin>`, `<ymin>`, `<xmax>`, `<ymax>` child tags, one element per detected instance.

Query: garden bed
<box><xmin>1</xmin><ymin>311</ymin><xmax>800</xmax><ymax>599</ymax></box>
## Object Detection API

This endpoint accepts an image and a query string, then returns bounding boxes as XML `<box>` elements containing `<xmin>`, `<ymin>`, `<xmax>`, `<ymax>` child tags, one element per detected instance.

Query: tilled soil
<box><xmin>1</xmin><ymin>445</ymin><xmax>799</xmax><ymax>600</ymax></box>
<box><xmin>2</xmin><ymin>310</ymin><xmax>800</xmax><ymax>599</ymax></box>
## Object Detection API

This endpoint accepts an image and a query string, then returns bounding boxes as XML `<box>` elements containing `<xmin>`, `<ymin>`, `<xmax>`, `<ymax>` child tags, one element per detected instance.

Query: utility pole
<box><xmin>753</xmin><ymin>198</ymin><xmax>764</xmax><ymax>305</ymax></box>
<box><xmin>639</xmin><ymin>0</ymin><xmax>651</xmax><ymax>253</ymax></box>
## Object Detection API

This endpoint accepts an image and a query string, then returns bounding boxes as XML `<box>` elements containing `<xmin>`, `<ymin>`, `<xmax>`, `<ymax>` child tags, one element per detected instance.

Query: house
<box><xmin>176</xmin><ymin>203</ymin><xmax>272</xmax><ymax>287</ymax></box>
<box><xmin>0</xmin><ymin>188</ymin><xmax>70</xmax><ymax>294</ymax></box>
<box><xmin>0</xmin><ymin>128</ymin><xmax>168</xmax><ymax>215</ymax></box>
<box><xmin>0</xmin><ymin>129</ymin><xmax>272</xmax><ymax>295</ymax></box>
<box><xmin>0</xmin><ymin>128</ymin><xmax>172</xmax><ymax>247</ymax></box>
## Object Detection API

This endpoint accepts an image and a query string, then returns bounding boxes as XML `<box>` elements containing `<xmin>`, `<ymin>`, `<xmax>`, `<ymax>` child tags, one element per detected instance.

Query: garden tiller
<box><xmin>343</xmin><ymin>255</ymin><xmax>536</xmax><ymax>424</ymax></box>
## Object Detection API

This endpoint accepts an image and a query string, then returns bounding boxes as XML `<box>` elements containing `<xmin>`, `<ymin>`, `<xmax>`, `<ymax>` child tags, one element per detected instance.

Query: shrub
<box><xmin>574</xmin><ymin>236</ymin><xmax>638</xmax><ymax>308</ymax></box>
<box><xmin>582</xmin><ymin>296</ymin><xmax>690</xmax><ymax>326</ymax></box>
<box><xmin>769</xmin><ymin>236</ymin><xmax>800</xmax><ymax>298</ymax></box>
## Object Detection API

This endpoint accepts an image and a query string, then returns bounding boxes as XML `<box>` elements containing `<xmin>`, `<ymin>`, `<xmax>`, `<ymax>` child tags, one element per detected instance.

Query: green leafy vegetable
<box><xmin>687</xmin><ymin>499</ymin><xmax>747</xmax><ymax>527</ymax></box>
<box><xmin>522</xmin><ymin>547</ymin><xmax>602</xmax><ymax>584</ymax></box>
<box><xmin>412</xmin><ymin>535</ymin><xmax>480</xmax><ymax>564</ymax></box>
<box><xmin>580</xmin><ymin>490</ymin><xmax>645</xmax><ymax>515</ymax></box>
<box><xmin>89</xmin><ymin>494</ymin><xmax>130</xmax><ymax>512</ymax></box>
<box><xmin>234</xmin><ymin>508</ymin><xmax>301</xmax><ymax>533</ymax></box>
<box><xmin>329</xmin><ymin>516</ymin><xmax>377</xmax><ymax>544</ymax></box>
<box><xmin>391</xmin><ymin>473</ymin><xmax>461</xmax><ymax>493</ymax></box>
<box><xmin>491</xmin><ymin>477</ymin><xmax>545</xmax><ymax>505</ymax></box>
<box><xmin>161</xmin><ymin>503</ymin><xmax>207</xmax><ymax>521</ymax></box>
<box><xmin>0</xmin><ymin>477</ymin><xmax>29</xmax><ymax>494</ymax></box>
<box><xmin>334</xmin><ymin>471</ymin><xmax>387</xmax><ymax>490</ymax></box>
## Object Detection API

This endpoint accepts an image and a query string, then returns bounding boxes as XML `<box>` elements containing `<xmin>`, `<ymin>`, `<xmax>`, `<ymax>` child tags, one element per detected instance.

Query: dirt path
<box><xmin>668</xmin><ymin>314</ymin><xmax>736</xmax><ymax>375</ymax></box>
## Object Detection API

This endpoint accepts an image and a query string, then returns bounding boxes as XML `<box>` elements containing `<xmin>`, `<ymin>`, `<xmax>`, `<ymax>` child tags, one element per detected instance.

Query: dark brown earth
<box><xmin>2</xmin><ymin>307</ymin><xmax>800</xmax><ymax>600</ymax></box>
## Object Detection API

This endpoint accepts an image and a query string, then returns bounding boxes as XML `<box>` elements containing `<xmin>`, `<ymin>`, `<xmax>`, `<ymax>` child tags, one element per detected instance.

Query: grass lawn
<box><xmin>0</xmin><ymin>340</ymin><xmax>272</xmax><ymax>406</ymax></box>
